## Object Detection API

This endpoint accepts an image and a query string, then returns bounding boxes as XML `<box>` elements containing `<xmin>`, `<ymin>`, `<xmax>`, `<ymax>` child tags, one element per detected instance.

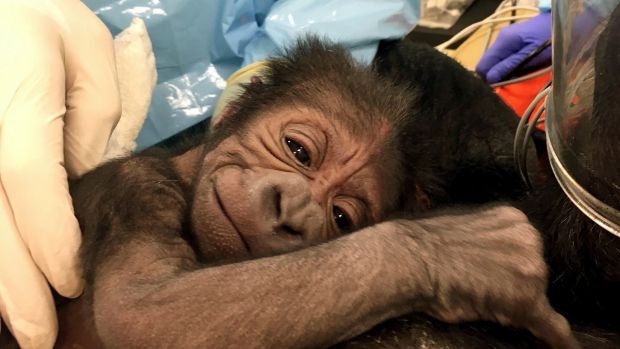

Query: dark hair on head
<box><xmin>212</xmin><ymin>35</ymin><xmax>429</xmax><ymax>217</ymax></box>
<box><xmin>217</xmin><ymin>36</ymin><xmax>411</xmax><ymax>132</ymax></box>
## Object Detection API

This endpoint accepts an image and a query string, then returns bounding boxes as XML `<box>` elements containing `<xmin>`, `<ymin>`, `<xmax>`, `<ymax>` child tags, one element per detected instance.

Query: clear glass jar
<box><xmin>546</xmin><ymin>0</ymin><xmax>620</xmax><ymax>237</ymax></box>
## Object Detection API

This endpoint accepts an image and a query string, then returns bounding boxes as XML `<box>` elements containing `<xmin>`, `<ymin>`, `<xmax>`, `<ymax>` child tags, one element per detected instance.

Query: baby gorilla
<box><xmin>187</xmin><ymin>56</ymin><xmax>408</xmax><ymax>261</ymax></box>
<box><xmin>51</xmin><ymin>38</ymin><xmax>577</xmax><ymax>349</ymax></box>
<box><xmin>80</xmin><ymin>38</ymin><xmax>410</xmax><ymax>266</ymax></box>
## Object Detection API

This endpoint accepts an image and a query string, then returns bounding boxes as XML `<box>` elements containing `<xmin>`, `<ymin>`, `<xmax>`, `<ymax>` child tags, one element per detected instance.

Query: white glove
<box><xmin>0</xmin><ymin>1</ymin><xmax>120</xmax><ymax>348</ymax></box>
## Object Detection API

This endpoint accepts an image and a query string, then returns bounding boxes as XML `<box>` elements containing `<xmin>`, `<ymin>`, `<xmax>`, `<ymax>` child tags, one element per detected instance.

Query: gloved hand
<box><xmin>476</xmin><ymin>12</ymin><xmax>552</xmax><ymax>84</ymax></box>
<box><xmin>0</xmin><ymin>1</ymin><xmax>120</xmax><ymax>348</ymax></box>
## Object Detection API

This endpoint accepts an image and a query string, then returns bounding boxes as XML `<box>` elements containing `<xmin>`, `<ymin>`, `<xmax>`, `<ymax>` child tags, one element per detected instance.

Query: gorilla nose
<box><xmin>248</xmin><ymin>172</ymin><xmax>325</xmax><ymax>252</ymax></box>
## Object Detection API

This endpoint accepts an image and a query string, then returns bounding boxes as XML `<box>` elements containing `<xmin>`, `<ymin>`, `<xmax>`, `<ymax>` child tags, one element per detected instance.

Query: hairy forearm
<box><xmin>73</xmin><ymin>155</ymin><xmax>574</xmax><ymax>349</ymax></box>
<box><xmin>90</xmin><ymin>225</ymin><xmax>432</xmax><ymax>349</ymax></box>
<box><xmin>70</xmin><ymin>155</ymin><xmax>431</xmax><ymax>348</ymax></box>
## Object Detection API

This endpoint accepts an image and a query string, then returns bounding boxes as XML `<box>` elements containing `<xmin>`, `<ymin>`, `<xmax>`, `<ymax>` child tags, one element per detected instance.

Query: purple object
<box><xmin>476</xmin><ymin>12</ymin><xmax>552</xmax><ymax>83</ymax></box>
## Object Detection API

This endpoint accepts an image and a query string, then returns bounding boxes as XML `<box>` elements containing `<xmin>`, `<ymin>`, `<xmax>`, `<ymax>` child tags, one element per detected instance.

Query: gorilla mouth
<box><xmin>213</xmin><ymin>185</ymin><xmax>252</xmax><ymax>253</ymax></box>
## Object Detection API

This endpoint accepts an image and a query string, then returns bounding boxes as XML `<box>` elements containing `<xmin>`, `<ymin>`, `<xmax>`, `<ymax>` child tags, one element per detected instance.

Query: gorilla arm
<box><xmin>71</xmin><ymin>153</ymin><xmax>430</xmax><ymax>349</ymax></box>
<box><xmin>70</xmin><ymin>154</ymin><xmax>578</xmax><ymax>349</ymax></box>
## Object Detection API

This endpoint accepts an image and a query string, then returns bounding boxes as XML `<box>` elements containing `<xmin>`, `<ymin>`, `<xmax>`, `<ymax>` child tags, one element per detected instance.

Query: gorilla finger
<box><xmin>527</xmin><ymin>301</ymin><xmax>581</xmax><ymax>349</ymax></box>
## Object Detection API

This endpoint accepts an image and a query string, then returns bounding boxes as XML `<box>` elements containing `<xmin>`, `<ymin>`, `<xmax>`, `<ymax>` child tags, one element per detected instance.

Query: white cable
<box><xmin>479</xmin><ymin>4</ymin><xmax>540</xmax><ymax>61</ymax></box>
<box><xmin>497</xmin><ymin>1</ymin><xmax>532</xmax><ymax>13</ymax></box>
<box><xmin>519</xmin><ymin>95</ymin><xmax>547</xmax><ymax>186</ymax></box>
<box><xmin>496</xmin><ymin>0</ymin><xmax>512</xmax><ymax>11</ymax></box>
<box><xmin>435</xmin><ymin>6</ymin><xmax>539</xmax><ymax>51</ymax></box>
<box><xmin>489</xmin><ymin>66</ymin><xmax>552</xmax><ymax>88</ymax></box>
<box><xmin>487</xmin><ymin>6</ymin><xmax>540</xmax><ymax>19</ymax></box>
<box><xmin>482</xmin><ymin>19</ymin><xmax>496</xmax><ymax>52</ymax></box>
<box><xmin>437</xmin><ymin>6</ymin><xmax>539</xmax><ymax>46</ymax></box>
<box><xmin>513</xmin><ymin>85</ymin><xmax>551</xmax><ymax>187</ymax></box>
<box><xmin>436</xmin><ymin>14</ymin><xmax>537</xmax><ymax>50</ymax></box>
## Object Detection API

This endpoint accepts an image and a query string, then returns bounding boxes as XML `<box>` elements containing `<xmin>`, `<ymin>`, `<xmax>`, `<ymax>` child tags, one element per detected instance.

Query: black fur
<box><xmin>351</xmin><ymin>19</ymin><xmax>620</xmax><ymax>347</ymax></box>
<box><xmin>374</xmin><ymin>40</ymin><xmax>528</xmax><ymax>213</ymax></box>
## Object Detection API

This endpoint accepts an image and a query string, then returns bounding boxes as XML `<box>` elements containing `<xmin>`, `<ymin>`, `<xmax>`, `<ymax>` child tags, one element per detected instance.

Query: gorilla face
<box><xmin>188</xmin><ymin>105</ymin><xmax>401</xmax><ymax>262</ymax></box>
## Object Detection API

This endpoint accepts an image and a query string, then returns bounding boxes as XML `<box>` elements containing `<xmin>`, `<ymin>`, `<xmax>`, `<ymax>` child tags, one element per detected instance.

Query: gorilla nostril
<box><xmin>273</xmin><ymin>188</ymin><xmax>282</xmax><ymax>218</ymax></box>
<box><xmin>280</xmin><ymin>224</ymin><xmax>302</xmax><ymax>237</ymax></box>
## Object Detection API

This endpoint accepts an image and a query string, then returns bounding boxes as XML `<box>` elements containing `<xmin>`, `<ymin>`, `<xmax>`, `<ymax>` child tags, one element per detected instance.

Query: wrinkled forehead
<box><xmin>232</xmin><ymin>102</ymin><xmax>404</xmax><ymax>218</ymax></box>
<box><xmin>213</xmin><ymin>89</ymin><xmax>406</xmax><ymax>220</ymax></box>
<box><xmin>340</xmin><ymin>122</ymin><xmax>404</xmax><ymax>220</ymax></box>
<box><xmin>276</xmin><ymin>83</ymin><xmax>403</xmax><ymax>136</ymax></box>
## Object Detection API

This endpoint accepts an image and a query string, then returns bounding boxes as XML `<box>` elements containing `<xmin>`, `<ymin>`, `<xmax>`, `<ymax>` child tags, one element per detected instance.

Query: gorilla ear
<box><xmin>211</xmin><ymin>61</ymin><xmax>267</xmax><ymax>130</ymax></box>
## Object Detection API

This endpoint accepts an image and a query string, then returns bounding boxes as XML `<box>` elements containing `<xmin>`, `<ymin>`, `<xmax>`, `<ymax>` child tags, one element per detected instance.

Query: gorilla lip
<box><xmin>212</xmin><ymin>185</ymin><xmax>252</xmax><ymax>253</ymax></box>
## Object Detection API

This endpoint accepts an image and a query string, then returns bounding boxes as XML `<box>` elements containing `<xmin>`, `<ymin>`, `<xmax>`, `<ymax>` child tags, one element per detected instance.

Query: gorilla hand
<box><xmin>384</xmin><ymin>205</ymin><xmax>580</xmax><ymax>349</ymax></box>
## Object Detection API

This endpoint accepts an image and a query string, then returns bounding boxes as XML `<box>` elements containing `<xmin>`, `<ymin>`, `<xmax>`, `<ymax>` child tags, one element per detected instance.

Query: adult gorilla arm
<box><xmin>69</xmin><ymin>153</ymin><xmax>577</xmax><ymax>349</ymax></box>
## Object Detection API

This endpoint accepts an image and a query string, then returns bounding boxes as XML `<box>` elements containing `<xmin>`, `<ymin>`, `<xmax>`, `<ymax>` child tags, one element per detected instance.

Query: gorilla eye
<box><xmin>333</xmin><ymin>206</ymin><xmax>352</xmax><ymax>232</ymax></box>
<box><xmin>285</xmin><ymin>137</ymin><xmax>311</xmax><ymax>166</ymax></box>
